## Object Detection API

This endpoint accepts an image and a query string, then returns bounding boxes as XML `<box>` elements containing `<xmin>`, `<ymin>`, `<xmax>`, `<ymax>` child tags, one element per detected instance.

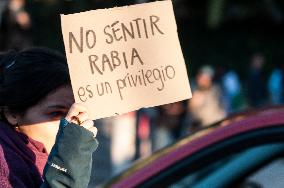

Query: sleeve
<box><xmin>40</xmin><ymin>119</ymin><xmax>98</xmax><ymax>188</ymax></box>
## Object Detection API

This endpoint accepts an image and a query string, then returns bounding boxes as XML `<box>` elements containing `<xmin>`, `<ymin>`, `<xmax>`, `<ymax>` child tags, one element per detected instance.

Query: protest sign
<box><xmin>61</xmin><ymin>0</ymin><xmax>192</xmax><ymax>120</ymax></box>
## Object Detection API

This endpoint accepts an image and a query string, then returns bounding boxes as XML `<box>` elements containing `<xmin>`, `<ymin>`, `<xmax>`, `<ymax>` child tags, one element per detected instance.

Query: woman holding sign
<box><xmin>0</xmin><ymin>47</ymin><xmax>98</xmax><ymax>188</ymax></box>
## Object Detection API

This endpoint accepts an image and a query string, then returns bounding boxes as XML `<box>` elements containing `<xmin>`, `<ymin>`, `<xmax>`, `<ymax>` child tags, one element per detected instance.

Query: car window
<box><xmin>240</xmin><ymin>158</ymin><xmax>284</xmax><ymax>188</ymax></box>
<box><xmin>170</xmin><ymin>157</ymin><xmax>231</xmax><ymax>188</ymax></box>
<box><xmin>104</xmin><ymin>125</ymin><xmax>284</xmax><ymax>188</ymax></box>
<box><xmin>168</xmin><ymin>143</ymin><xmax>284</xmax><ymax>188</ymax></box>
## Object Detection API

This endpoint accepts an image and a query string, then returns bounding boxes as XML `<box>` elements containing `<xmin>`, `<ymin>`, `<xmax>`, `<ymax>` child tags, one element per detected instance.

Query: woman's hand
<box><xmin>64</xmin><ymin>103</ymin><xmax>97</xmax><ymax>138</ymax></box>
<box><xmin>43</xmin><ymin>103</ymin><xmax>98</xmax><ymax>188</ymax></box>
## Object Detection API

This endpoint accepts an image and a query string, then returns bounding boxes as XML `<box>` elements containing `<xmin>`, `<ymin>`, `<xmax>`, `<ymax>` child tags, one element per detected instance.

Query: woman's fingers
<box><xmin>80</xmin><ymin>120</ymin><xmax>97</xmax><ymax>138</ymax></box>
<box><xmin>71</xmin><ymin>112</ymin><xmax>88</xmax><ymax>125</ymax></box>
<box><xmin>65</xmin><ymin>103</ymin><xmax>88</xmax><ymax>122</ymax></box>
<box><xmin>64</xmin><ymin>103</ymin><xmax>97</xmax><ymax>138</ymax></box>
<box><xmin>88</xmin><ymin>126</ymin><xmax>98</xmax><ymax>137</ymax></box>
<box><xmin>80</xmin><ymin>119</ymin><xmax>94</xmax><ymax>130</ymax></box>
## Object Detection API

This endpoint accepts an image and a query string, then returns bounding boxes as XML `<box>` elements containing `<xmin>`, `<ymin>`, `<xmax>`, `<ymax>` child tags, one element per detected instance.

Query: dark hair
<box><xmin>0</xmin><ymin>47</ymin><xmax>71</xmax><ymax>118</ymax></box>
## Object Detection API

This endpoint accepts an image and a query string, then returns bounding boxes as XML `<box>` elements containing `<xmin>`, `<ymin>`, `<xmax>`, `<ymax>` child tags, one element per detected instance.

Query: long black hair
<box><xmin>0</xmin><ymin>47</ymin><xmax>71</xmax><ymax>118</ymax></box>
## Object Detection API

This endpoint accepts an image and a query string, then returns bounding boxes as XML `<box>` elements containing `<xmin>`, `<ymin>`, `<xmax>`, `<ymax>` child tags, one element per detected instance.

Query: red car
<box><xmin>102</xmin><ymin>106</ymin><xmax>284</xmax><ymax>188</ymax></box>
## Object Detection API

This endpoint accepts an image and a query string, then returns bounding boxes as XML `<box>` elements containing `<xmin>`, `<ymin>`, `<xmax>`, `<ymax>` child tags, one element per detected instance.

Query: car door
<box><xmin>138</xmin><ymin>125</ymin><xmax>284</xmax><ymax>188</ymax></box>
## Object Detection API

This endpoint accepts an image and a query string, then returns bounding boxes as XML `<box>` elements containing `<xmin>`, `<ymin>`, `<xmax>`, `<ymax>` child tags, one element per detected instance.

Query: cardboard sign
<box><xmin>61</xmin><ymin>0</ymin><xmax>192</xmax><ymax>120</ymax></box>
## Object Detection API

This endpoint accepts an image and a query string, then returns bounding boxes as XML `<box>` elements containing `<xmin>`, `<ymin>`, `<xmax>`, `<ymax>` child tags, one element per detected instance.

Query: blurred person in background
<box><xmin>214</xmin><ymin>65</ymin><xmax>243</xmax><ymax>113</ymax></box>
<box><xmin>151</xmin><ymin>101</ymin><xmax>188</xmax><ymax>151</ymax></box>
<box><xmin>246</xmin><ymin>53</ymin><xmax>268</xmax><ymax>108</ymax></box>
<box><xmin>188</xmin><ymin>65</ymin><xmax>226</xmax><ymax>131</ymax></box>
<box><xmin>267</xmin><ymin>64</ymin><xmax>283</xmax><ymax>105</ymax></box>
<box><xmin>0</xmin><ymin>0</ymin><xmax>32</xmax><ymax>51</ymax></box>
<box><xmin>221</xmin><ymin>67</ymin><xmax>243</xmax><ymax>113</ymax></box>
<box><xmin>135</xmin><ymin>108</ymin><xmax>154</xmax><ymax>158</ymax></box>
<box><xmin>109</xmin><ymin>112</ymin><xmax>137</xmax><ymax>175</ymax></box>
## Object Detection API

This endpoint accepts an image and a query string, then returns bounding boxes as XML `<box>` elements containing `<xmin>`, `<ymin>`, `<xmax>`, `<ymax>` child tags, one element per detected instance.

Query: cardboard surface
<box><xmin>61</xmin><ymin>0</ymin><xmax>192</xmax><ymax>120</ymax></box>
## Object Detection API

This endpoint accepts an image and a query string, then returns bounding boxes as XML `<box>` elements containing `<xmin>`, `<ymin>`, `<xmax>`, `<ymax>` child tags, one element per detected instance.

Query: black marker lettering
<box><xmin>150</xmin><ymin>15</ymin><xmax>164</xmax><ymax>36</ymax></box>
<box><xmin>89</xmin><ymin>55</ymin><xmax>103</xmax><ymax>75</ymax></box>
<box><xmin>121</xmin><ymin>22</ymin><xmax>135</xmax><ymax>41</ymax></box>
<box><xmin>96</xmin><ymin>83</ymin><xmax>105</xmax><ymax>96</ymax></box>
<box><xmin>105</xmin><ymin>82</ymin><xmax>112</xmax><ymax>94</ymax></box>
<box><xmin>145</xmin><ymin>70</ymin><xmax>154</xmax><ymax>83</ymax></box>
<box><xmin>86</xmin><ymin>85</ymin><xmax>93</xmax><ymax>98</ymax></box>
<box><xmin>131</xmin><ymin>48</ymin><xmax>144</xmax><ymax>65</ymax></box>
<box><xmin>102</xmin><ymin>54</ymin><xmax>113</xmax><ymax>72</ymax></box>
<box><xmin>111</xmin><ymin>21</ymin><xmax>123</xmax><ymax>41</ymax></box>
<box><xmin>116</xmin><ymin>78</ymin><xmax>126</xmax><ymax>100</ymax></box>
<box><xmin>165</xmin><ymin>65</ymin><xmax>175</xmax><ymax>79</ymax></box>
<box><xmin>111</xmin><ymin>51</ymin><xmax>121</xmax><ymax>69</ymax></box>
<box><xmin>133</xmin><ymin>18</ymin><xmax>142</xmax><ymax>38</ymax></box>
<box><xmin>69</xmin><ymin>27</ymin><xmax>83</xmax><ymax>53</ymax></box>
<box><xmin>104</xmin><ymin>25</ymin><xmax>113</xmax><ymax>44</ymax></box>
<box><xmin>78</xmin><ymin>87</ymin><xmax>87</xmax><ymax>102</ymax></box>
<box><xmin>86</xmin><ymin>30</ymin><xmax>96</xmax><ymax>49</ymax></box>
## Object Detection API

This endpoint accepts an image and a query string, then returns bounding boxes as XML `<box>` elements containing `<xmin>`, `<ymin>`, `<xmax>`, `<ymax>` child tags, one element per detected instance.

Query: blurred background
<box><xmin>1</xmin><ymin>0</ymin><xmax>284</xmax><ymax>186</ymax></box>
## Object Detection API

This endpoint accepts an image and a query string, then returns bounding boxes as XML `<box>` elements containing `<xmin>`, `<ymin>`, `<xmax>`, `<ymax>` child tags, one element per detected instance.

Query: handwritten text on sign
<box><xmin>61</xmin><ymin>0</ymin><xmax>192</xmax><ymax>120</ymax></box>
